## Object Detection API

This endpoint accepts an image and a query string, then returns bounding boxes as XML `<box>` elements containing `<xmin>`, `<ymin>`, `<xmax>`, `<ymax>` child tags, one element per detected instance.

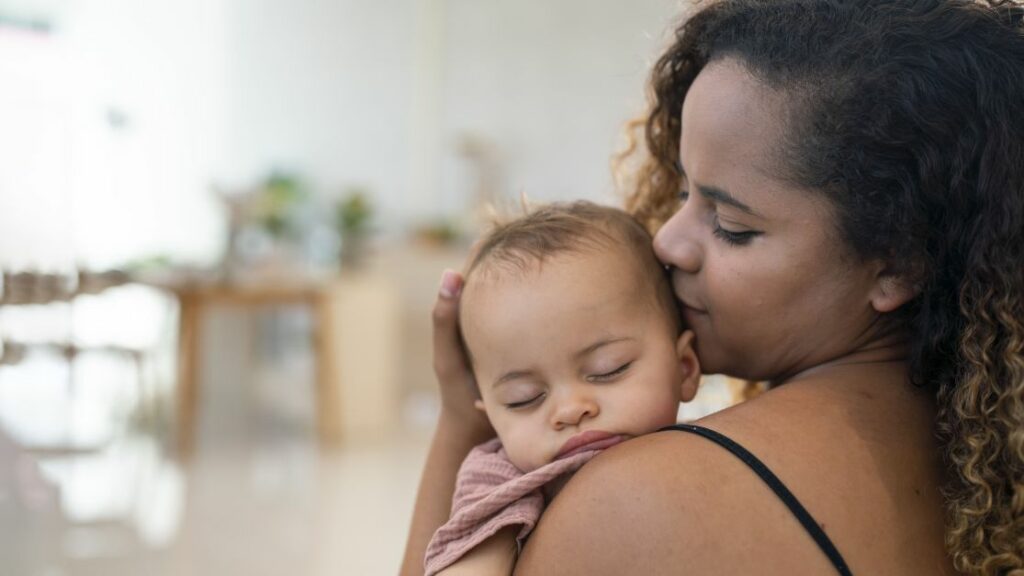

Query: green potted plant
<box><xmin>336</xmin><ymin>188</ymin><xmax>374</xmax><ymax>268</ymax></box>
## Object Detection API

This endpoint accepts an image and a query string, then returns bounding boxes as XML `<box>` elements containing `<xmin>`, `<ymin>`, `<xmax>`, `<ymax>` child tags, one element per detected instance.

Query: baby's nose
<box><xmin>551</xmin><ymin>392</ymin><xmax>599</xmax><ymax>429</ymax></box>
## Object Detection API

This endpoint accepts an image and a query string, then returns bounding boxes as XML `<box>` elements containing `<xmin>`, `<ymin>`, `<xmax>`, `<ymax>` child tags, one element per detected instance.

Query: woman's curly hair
<box><xmin>619</xmin><ymin>0</ymin><xmax>1024</xmax><ymax>573</ymax></box>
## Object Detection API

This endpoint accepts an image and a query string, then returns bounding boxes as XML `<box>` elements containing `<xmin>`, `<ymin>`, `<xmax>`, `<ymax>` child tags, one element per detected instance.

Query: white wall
<box><xmin>0</xmin><ymin>0</ymin><xmax>228</xmax><ymax>269</ymax></box>
<box><xmin>438</xmin><ymin>0</ymin><xmax>681</xmax><ymax>214</ymax></box>
<box><xmin>66</xmin><ymin>0</ymin><xmax>228</xmax><ymax>268</ymax></box>
<box><xmin>221</xmin><ymin>0</ymin><xmax>419</xmax><ymax>230</ymax></box>
<box><xmin>0</xmin><ymin>25</ymin><xmax>75</xmax><ymax>269</ymax></box>
<box><xmin>220</xmin><ymin>0</ymin><xmax>682</xmax><ymax>230</ymax></box>
<box><xmin>0</xmin><ymin>0</ymin><xmax>683</xmax><ymax>263</ymax></box>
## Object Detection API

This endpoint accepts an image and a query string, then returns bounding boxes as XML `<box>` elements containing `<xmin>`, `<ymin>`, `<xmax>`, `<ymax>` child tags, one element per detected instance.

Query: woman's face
<box><xmin>653</xmin><ymin>59</ymin><xmax>888</xmax><ymax>382</ymax></box>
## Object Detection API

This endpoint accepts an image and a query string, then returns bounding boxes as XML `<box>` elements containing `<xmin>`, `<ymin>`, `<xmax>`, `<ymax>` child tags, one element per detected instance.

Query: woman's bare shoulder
<box><xmin>514</xmin><ymin>431</ymin><xmax>726</xmax><ymax>575</ymax></box>
<box><xmin>515</xmin><ymin>375</ymin><xmax>954</xmax><ymax>575</ymax></box>
<box><xmin>514</xmin><ymin>422</ymin><xmax>835</xmax><ymax>575</ymax></box>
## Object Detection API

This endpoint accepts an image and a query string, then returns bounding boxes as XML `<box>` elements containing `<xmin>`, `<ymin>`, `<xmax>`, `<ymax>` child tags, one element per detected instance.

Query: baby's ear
<box><xmin>473</xmin><ymin>399</ymin><xmax>487</xmax><ymax>412</ymax></box>
<box><xmin>676</xmin><ymin>330</ymin><xmax>701</xmax><ymax>402</ymax></box>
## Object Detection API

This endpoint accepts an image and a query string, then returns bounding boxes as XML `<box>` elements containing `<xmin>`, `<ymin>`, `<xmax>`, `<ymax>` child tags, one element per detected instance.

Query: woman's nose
<box><xmin>551</xmin><ymin>391</ymin><xmax>599</xmax><ymax>429</ymax></box>
<box><xmin>653</xmin><ymin>208</ymin><xmax>702</xmax><ymax>273</ymax></box>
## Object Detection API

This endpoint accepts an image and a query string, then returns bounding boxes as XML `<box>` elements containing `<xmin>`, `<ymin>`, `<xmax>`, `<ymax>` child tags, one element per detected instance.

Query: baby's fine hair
<box><xmin>465</xmin><ymin>200</ymin><xmax>681</xmax><ymax>329</ymax></box>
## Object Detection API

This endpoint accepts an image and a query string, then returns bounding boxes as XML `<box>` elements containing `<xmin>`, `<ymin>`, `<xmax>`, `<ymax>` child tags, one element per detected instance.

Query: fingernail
<box><xmin>439</xmin><ymin>269</ymin><xmax>462</xmax><ymax>299</ymax></box>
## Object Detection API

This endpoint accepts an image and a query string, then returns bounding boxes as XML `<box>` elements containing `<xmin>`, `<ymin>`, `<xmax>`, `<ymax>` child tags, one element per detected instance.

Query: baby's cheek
<box><xmin>505</xmin><ymin>450</ymin><xmax>533</xmax><ymax>473</ymax></box>
<box><xmin>651</xmin><ymin>404</ymin><xmax>681</xmax><ymax>429</ymax></box>
<box><xmin>501</xmin><ymin>429</ymin><xmax>545</xmax><ymax>473</ymax></box>
<box><xmin>633</xmin><ymin>394</ymin><xmax>682</xmax><ymax>432</ymax></box>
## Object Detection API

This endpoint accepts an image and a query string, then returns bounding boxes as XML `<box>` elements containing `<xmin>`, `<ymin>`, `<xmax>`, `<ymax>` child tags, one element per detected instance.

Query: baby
<box><xmin>424</xmin><ymin>201</ymin><xmax>700</xmax><ymax>575</ymax></box>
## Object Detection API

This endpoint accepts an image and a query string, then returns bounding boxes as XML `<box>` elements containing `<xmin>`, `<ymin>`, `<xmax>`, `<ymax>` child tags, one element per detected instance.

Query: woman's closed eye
<box><xmin>587</xmin><ymin>362</ymin><xmax>632</xmax><ymax>383</ymax></box>
<box><xmin>713</xmin><ymin>216</ymin><xmax>761</xmax><ymax>246</ymax></box>
<box><xmin>679</xmin><ymin>188</ymin><xmax>762</xmax><ymax>246</ymax></box>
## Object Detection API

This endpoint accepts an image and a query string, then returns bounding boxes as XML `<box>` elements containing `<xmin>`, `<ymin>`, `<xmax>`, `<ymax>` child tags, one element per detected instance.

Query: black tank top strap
<box><xmin>660</xmin><ymin>423</ymin><xmax>853</xmax><ymax>576</ymax></box>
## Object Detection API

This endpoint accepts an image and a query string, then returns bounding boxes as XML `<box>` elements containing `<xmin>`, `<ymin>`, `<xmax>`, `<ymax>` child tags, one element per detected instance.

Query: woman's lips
<box><xmin>555</xmin><ymin>431</ymin><xmax>627</xmax><ymax>460</ymax></box>
<box><xmin>677</xmin><ymin>294</ymin><xmax>707</xmax><ymax>314</ymax></box>
<box><xmin>686</xmin><ymin>308</ymin><xmax>708</xmax><ymax>318</ymax></box>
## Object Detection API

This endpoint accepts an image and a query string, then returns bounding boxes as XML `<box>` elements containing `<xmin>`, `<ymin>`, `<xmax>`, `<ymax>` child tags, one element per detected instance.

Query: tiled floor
<box><xmin>0</xmin><ymin>290</ymin><xmax>443</xmax><ymax>576</ymax></box>
<box><xmin>1</xmin><ymin>422</ymin><xmax>432</xmax><ymax>576</ymax></box>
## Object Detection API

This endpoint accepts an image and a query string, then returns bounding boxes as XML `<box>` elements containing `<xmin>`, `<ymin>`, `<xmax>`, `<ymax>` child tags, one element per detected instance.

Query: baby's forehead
<box><xmin>467</xmin><ymin>242</ymin><xmax>640</xmax><ymax>288</ymax></box>
<box><xmin>461</xmin><ymin>245</ymin><xmax>666</xmax><ymax>326</ymax></box>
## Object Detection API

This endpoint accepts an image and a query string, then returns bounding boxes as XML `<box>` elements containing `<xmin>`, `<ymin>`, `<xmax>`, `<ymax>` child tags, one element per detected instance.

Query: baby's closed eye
<box><xmin>586</xmin><ymin>362</ymin><xmax>633</xmax><ymax>383</ymax></box>
<box><xmin>498</xmin><ymin>383</ymin><xmax>546</xmax><ymax>409</ymax></box>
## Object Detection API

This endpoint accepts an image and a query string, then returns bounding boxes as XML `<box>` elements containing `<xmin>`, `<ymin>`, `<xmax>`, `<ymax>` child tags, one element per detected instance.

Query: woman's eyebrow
<box><xmin>698</xmin><ymin>184</ymin><xmax>758</xmax><ymax>216</ymax></box>
<box><xmin>678</xmin><ymin>158</ymin><xmax>759</xmax><ymax>217</ymax></box>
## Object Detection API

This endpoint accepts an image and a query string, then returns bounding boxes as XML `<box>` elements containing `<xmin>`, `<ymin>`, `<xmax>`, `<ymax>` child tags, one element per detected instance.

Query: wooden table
<box><xmin>166</xmin><ymin>275</ymin><xmax>343</xmax><ymax>455</ymax></box>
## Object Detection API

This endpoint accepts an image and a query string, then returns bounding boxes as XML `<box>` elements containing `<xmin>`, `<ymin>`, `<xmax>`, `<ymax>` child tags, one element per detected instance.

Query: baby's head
<box><xmin>460</xmin><ymin>201</ymin><xmax>700</xmax><ymax>473</ymax></box>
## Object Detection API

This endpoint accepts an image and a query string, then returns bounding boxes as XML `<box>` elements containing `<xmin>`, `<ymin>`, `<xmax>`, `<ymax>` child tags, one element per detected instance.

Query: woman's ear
<box><xmin>869</xmin><ymin>264</ymin><xmax>921</xmax><ymax>313</ymax></box>
<box><xmin>676</xmin><ymin>330</ymin><xmax>701</xmax><ymax>402</ymax></box>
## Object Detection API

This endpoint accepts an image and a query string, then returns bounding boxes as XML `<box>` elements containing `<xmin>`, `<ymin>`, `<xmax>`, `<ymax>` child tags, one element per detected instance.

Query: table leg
<box><xmin>177</xmin><ymin>295</ymin><xmax>201</xmax><ymax>457</ymax></box>
<box><xmin>313</xmin><ymin>291</ymin><xmax>342</xmax><ymax>447</ymax></box>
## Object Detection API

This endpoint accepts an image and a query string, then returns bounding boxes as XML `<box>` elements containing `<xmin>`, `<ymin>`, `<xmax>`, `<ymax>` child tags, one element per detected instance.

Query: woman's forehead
<box><xmin>679</xmin><ymin>59</ymin><xmax>836</xmax><ymax>226</ymax></box>
<box><xmin>680</xmin><ymin>60</ymin><xmax>788</xmax><ymax>182</ymax></box>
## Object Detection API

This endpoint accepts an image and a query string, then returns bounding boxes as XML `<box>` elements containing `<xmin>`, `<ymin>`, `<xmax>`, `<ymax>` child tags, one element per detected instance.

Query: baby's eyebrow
<box><xmin>574</xmin><ymin>337</ymin><xmax>635</xmax><ymax>359</ymax></box>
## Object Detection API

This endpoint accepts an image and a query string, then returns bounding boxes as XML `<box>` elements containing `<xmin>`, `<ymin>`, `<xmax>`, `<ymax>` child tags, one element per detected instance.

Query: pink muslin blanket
<box><xmin>423</xmin><ymin>438</ymin><xmax>600</xmax><ymax>575</ymax></box>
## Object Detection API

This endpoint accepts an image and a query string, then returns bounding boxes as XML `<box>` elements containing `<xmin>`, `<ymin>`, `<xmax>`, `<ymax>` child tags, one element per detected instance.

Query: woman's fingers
<box><xmin>433</xmin><ymin>269</ymin><xmax>494</xmax><ymax>438</ymax></box>
<box><xmin>432</xmin><ymin>270</ymin><xmax>484</xmax><ymax>408</ymax></box>
<box><xmin>432</xmin><ymin>270</ymin><xmax>468</xmax><ymax>382</ymax></box>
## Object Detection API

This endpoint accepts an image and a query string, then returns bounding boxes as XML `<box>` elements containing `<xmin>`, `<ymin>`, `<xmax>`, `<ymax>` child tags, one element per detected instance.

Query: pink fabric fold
<box><xmin>423</xmin><ymin>438</ymin><xmax>599</xmax><ymax>576</ymax></box>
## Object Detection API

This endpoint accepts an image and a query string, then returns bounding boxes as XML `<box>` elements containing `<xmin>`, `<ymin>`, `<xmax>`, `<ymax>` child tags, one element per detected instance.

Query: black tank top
<box><xmin>661</xmin><ymin>424</ymin><xmax>853</xmax><ymax>576</ymax></box>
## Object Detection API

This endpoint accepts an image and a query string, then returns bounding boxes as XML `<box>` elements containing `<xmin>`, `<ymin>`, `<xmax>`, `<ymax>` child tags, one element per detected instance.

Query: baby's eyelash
<box><xmin>505</xmin><ymin>394</ymin><xmax>544</xmax><ymax>409</ymax></box>
<box><xmin>590</xmin><ymin>362</ymin><xmax>632</xmax><ymax>382</ymax></box>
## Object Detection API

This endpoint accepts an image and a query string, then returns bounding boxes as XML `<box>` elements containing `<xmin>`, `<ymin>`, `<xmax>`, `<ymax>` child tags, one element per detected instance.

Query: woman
<box><xmin>402</xmin><ymin>1</ymin><xmax>1024</xmax><ymax>574</ymax></box>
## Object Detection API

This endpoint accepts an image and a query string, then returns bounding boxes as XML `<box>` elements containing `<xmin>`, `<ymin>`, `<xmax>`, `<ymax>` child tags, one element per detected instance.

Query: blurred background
<box><xmin>0</xmin><ymin>1</ymin><xmax>740</xmax><ymax>574</ymax></box>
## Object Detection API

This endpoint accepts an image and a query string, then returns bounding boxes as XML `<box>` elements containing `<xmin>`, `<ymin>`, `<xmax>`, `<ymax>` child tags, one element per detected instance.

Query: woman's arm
<box><xmin>400</xmin><ymin>415</ymin><xmax>493</xmax><ymax>575</ymax></box>
<box><xmin>436</xmin><ymin>527</ymin><xmax>518</xmax><ymax>576</ymax></box>
<box><xmin>400</xmin><ymin>271</ymin><xmax>495</xmax><ymax>576</ymax></box>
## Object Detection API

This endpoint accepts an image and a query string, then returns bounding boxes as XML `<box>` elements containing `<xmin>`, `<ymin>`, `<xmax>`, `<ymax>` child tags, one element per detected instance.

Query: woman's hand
<box><xmin>433</xmin><ymin>269</ymin><xmax>494</xmax><ymax>437</ymax></box>
<box><xmin>400</xmin><ymin>269</ymin><xmax>495</xmax><ymax>576</ymax></box>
